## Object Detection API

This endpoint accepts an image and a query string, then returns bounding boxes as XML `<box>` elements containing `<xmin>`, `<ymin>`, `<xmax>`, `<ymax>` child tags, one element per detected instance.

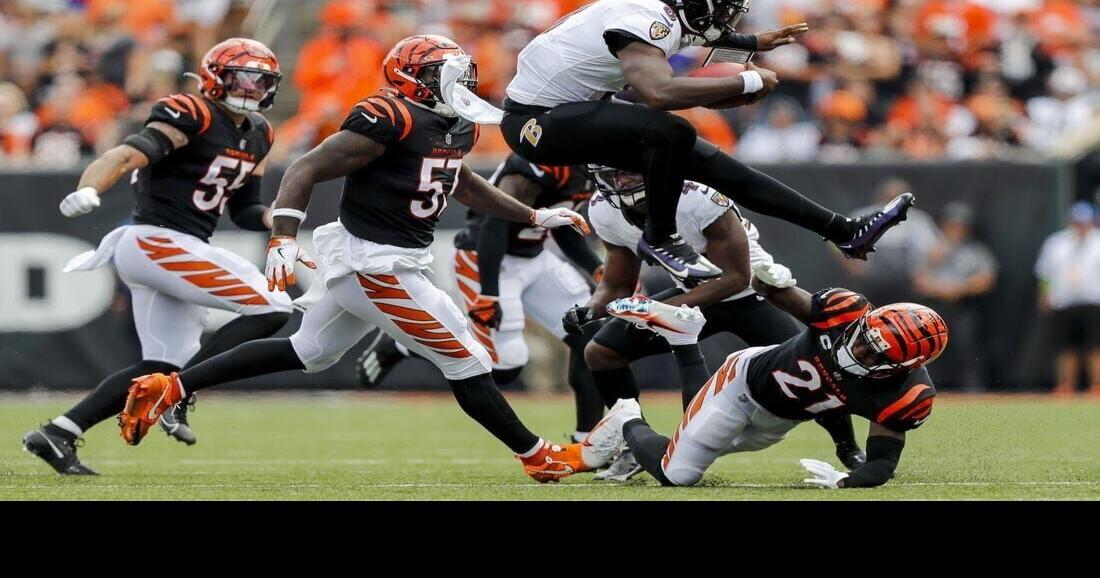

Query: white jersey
<box><xmin>588</xmin><ymin>181</ymin><xmax>773</xmax><ymax>300</ymax></box>
<box><xmin>507</xmin><ymin>0</ymin><xmax>697</xmax><ymax>108</ymax></box>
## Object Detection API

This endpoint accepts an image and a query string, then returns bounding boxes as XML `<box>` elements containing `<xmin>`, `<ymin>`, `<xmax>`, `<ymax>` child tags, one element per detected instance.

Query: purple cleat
<box><xmin>637</xmin><ymin>233</ymin><xmax>722</xmax><ymax>282</ymax></box>
<box><xmin>834</xmin><ymin>192</ymin><xmax>915</xmax><ymax>260</ymax></box>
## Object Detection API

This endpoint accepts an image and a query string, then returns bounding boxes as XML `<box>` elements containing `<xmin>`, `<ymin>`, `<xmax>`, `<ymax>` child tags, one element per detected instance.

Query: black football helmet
<box><xmin>587</xmin><ymin>165</ymin><xmax>647</xmax><ymax>209</ymax></box>
<box><xmin>666</xmin><ymin>0</ymin><xmax>751</xmax><ymax>41</ymax></box>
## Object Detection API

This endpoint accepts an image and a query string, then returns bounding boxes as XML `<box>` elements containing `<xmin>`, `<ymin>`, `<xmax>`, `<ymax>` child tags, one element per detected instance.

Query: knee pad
<box><xmin>289</xmin><ymin>331</ymin><xmax>341</xmax><ymax>373</ymax></box>
<box><xmin>493</xmin><ymin>330</ymin><xmax>529</xmax><ymax>370</ymax></box>
<box><xmin>663</xmin><ymin>464</ymin><xmax>705</xmax><ymax>487</ymax></box>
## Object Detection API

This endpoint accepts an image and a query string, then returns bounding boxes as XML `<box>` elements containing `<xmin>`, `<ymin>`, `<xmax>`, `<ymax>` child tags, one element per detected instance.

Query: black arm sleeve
<box><xmin>842</xmin><ymin>436</ymin><xmax>904</xmax><ymax>488</ymax></box>
<box><xmin>475</xmin><ymin>217</ymin><xmax>511</xmax><ymax>296</ymax></box>
<box><xmin>708</xmin><ymin>32</ymin><xmax>757</xmax><ymax>50</ymax></box>
<box><xmin>122</xmin><ymin>126</ymin><xmax>175</xmax><ymax>165</ymax></box>
<box><xmin>228</xmin><ymin>175</ymin><xmax>268</xmax><ymax>231</ymax></box>
<box><xmin>551</xmin><ymin>227</ymin><xmax>602</xmax><ymax>275</ymax></box>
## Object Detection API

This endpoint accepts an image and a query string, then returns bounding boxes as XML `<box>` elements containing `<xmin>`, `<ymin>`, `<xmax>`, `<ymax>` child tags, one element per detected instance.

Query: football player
<box><xmin>358</xmin><ymin>154</ymin><xmax>606</xmax><ymax>442</ymax></box>
<box><xmin>118</xmin><ymin>36</ymin><xmax>616</xmax><ymax>482</ymax></box>
<box><xmin>605</xmin><ymin>261</ymin><xmax>947</xmax><ymax>488</ymax></box>
<box><xmin>23</xmin><ymin>39</ymin><xmax>291</xmax><ymax>475</ymax></box>
<box><xmin>501</xmin><ymin>0</ymin><xmax>912</xmax><ymax>283</ymax></box>
<box><xmin>566</xmin><ymin>166</ymin><xmax>865</xmax><ymax>481</ymax></box>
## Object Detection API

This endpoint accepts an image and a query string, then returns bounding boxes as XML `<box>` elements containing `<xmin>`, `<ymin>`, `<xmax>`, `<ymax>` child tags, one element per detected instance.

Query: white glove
<box><xmin>752</xmin><ymin>262</ymin><xmax>797</xmax><ymax>289</ymax></box>
<box><xmin>265</xmin><ymin>236</ymin><xmax>316</xmax><ymax>292</ymax></box>
<box><xmin>800</xmin><ymin>458</ymin><xmax>849</xmax><ymax>489</ymax></box>
<box><xmin>59</xmin><ymin>187</ymin><xmax>101</xmax><ymax>217</ymax></box>
<box><xmin>531</xmin><ymin>207</ymin><xmax>591</xmax><ymax>235</ymax></box>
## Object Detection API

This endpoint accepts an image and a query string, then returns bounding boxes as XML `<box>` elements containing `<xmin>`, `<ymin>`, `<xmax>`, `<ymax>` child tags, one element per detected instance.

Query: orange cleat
<box><xmin>518</xmin><ymin>441</ymin><xmax>589</xmax><ymax>483</ymax></box>
<box><xmin>119</xmin><ymin>373</ymin><xmax>184</xmax><ymax>446</ymax></box>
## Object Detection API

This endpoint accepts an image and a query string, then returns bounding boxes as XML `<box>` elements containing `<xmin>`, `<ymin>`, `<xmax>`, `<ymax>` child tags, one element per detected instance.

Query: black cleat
<box><xmin>834</xmin><ymin>192</ymin><xmax>915</xmax><ymax>260</ymax></box>
<box><xmin>637</xmin><ymin>234</ymin><xmax>721</xmax><ymax>282</ymax></box>
<box><xmin>159</xmin><ymin>395</ymin><xmax>197</xmax><ymax>445</ymax></box>
<box><xmin>356</xmin><ymin>329</ymin><xmax>408</xmax><ymax>388</ymax></box>
<box><xmin>836</xmin><ymin>441</ymin><xmax>867</xmax><ymax>471</ymax></box>
<box><xmin>23</xmin><ymin>426</ymin><xmax>98</xmax><ymax>475</ymax></box>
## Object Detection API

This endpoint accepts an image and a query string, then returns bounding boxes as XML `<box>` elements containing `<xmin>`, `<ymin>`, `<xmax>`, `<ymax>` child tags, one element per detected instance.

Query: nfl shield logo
<box><xmin>445</xmin><ymin>133</ymin><xmax>453</xmax><ymax>145</ymax></box>
<box><xmin>239</xmin><ymin>139</ymin><xmax>247</xmax><ymax>149</ymax></box>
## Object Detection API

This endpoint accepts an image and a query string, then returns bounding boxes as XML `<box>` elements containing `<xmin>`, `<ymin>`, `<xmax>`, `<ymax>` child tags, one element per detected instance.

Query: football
<box><xmin>688</xmin><ymin>62</ymin><xmax>756</xmax><ymax>109</ymax></box>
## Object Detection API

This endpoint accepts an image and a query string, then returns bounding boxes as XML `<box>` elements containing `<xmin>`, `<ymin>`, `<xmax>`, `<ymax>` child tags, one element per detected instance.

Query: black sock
<box><xmin>178</xmin><ymin>338</ymin><xmax>304</xmax><ymax>393</ymax></box>
<box><xmin>63</xmin><ymin>359</ymin><xmax>179</xmax><ymax>432</ymax></box>
<box><xmin>671</xmin><ymin>344</ymin><xmax>710</xmax><ymax>410</ymax></box>
<box><xmin>623</xmin><ymin>418</ymin><xmax>674</xmax><ymax>486</ymax></box>
<box><xmin>815</xmin><ymin>412</ymin><xmax>858</xmax><ymax>448</ymax></box>
<box><xmin>448</xmin><ymin>373</ymin><xmax>540</xmax><ymax>454</ymax></box>
<box><xmin>184</xmin><ymin>312</ymin><xmax>289</xmax><ymax>368</ymax></box>
<box><xmin>567</xmin><ymin>339</ymin><xmax>605</xmax><ymax>433</ymax></box>
<box><xmin>689</xmin><ymin>150</ymin><xmax>848</xmax><ymax>240</ymax></box>
<box><xmin>591</xmin><ymin>366</ymin><xmax>641</xmax><ymax>409</ymax></box>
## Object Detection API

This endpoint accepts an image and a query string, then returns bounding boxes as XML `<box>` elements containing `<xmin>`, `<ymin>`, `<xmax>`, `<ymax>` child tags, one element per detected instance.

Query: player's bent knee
<box><xmin>662</xmin><ymin>465</ymin><xmax>704</xmax><ymax>487</ymax></box>
<box><xmin>288</xmin><ymin>331</ymin><xmax>341</xmax><ymax>373</ymax></box>
<box><xmin>647</xmin><ymin>113</ymin><xmax>697</xmax><ymax>151</ymax></box>
<box><xmin>585</xmin><ymin>341</ymin><xmax>626</xmax><ymax>371</ymax></box>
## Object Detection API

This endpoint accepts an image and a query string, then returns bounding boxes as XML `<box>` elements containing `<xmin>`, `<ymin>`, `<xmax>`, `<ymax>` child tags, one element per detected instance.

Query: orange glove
<box><xmin>468</xmin><ymin>295</ymin><xmax>503</xmax><ymax>329</ymax></box>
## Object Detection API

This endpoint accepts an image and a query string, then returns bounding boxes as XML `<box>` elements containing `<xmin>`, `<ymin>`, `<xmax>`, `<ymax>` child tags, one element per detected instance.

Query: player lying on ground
<box><xmin>605</xmin><ymin>262</ymin><xmax>947</xmax><ymax>488</ymax></box>
<box><xmin>117</xmin><ymin>35</ymin><xmax>619</xmax><ymax>483</ymax></box>
<box><xmin>498</xmin><ymin>0</ymin><xmax>912</xmax><ymax>284</ymax></box>
<box><xmin>562</xmin><ymin>165</ymin><xmax>865</xmax><ymax>481</ymax></box>
<box><xmin>358</xmin><ymin>154</ymin><xmax>605</xmax><ymax>442</ymax></box>
<box><xmin>24</xmin><ymin>39</ymin><xmax>292</xmax><ymax>475</ymax></box>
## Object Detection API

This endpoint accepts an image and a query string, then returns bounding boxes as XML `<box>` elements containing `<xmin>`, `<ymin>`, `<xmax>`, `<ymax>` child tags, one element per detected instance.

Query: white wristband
<box><xmin>271</xmin><ymin>208</ymin><xmax>307</xmax><ymax>222</ymax></box>
<box><xmin>740</xmin><ymin>70</ymin><xmax>764</xmax><ymax>95</ymax></box>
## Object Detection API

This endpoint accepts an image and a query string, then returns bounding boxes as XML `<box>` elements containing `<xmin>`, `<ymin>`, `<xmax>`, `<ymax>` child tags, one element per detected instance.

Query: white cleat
<box><xmin>594</xmin><ymin>449</ymin><xmax>644</xmax><ymax>482</ymax></box>
<box><xmin>606</xmin><ymin>296</ymin><xmax>706</xmax><ymax>345</ymax></box>
<box><xmin>580</xmin><ymin>398</ymin><xmax>642</xmax><ymax>470</ymax></box>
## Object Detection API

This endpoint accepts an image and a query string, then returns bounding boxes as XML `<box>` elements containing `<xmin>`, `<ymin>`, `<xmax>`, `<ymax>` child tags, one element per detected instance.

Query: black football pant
<box><xmin>501</xmin><ymin>100</ymin><xmax>848</xmax><ymax>243</ymax></box>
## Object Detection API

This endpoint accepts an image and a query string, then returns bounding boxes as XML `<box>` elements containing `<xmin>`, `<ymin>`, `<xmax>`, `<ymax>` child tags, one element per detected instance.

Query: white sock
<box><xmin>51</xmin><ymin>416</ymin><xmax>83</xmax><ymax>437</ymax></box>
<box><xmin>517</xmin><ymin>438</ymin><xmax>545</xmax><ymax>458</ymax></box>
<box><xmin>572</xmin><ymin>431</ymin><xmax>589</xmax><ymax>442</ymax></box>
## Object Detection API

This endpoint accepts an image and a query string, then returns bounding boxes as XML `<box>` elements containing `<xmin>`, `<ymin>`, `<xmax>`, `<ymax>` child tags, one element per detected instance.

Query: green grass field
<box><xmin>1</xmin><ymin>392</ymin><xmax>1097</xmax><ymax>500</ymax></box>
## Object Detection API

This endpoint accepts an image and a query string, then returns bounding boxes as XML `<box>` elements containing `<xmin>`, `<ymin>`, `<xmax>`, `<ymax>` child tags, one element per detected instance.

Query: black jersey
<box><xmin>338</xmin><ymin>94</ymin><xmax>477</xmax><ymax>249</ymax></box>
<box><xmin>132</xmin><ymin>93</ymin><xmax>273</xmax><ymax>241</ymax></box>
<box><xmin>744</xmin><ymin>288</ymin><xmax>936</xmax><ymax>432</ymax></box>
<box><xmin>453</xmin><ymin>155</ymin><xmax>593</xmax><ymax>257</ymax></box>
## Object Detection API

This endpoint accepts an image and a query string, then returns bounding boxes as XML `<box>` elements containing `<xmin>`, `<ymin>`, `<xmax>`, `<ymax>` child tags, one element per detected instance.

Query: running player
<box><xmin>23</xmin><ymin>39</ymin><xmax>291</xmax><ymax>475</ymax></box>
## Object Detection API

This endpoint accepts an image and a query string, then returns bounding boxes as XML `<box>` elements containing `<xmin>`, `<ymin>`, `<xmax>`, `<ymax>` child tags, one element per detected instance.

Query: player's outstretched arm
<box><xmin>586</xmin><ymin>243</ymin><xmax>640</xmax><ymax>317</ymax></box>
<box><xmin>454</xmin><ymin>164</ymin><xmax>590</xmax><ymax>234</ymax></box>
<box><xmin>59</xmin><ymin>122</ymin><xmax>187</xmax><ymax>217</ymax></box>
<box><xmin>265</xmin><ymin>130</ymin><xmax>383</xmax><ymax>291</ymax></box>
<box><xmin>270</xmin><ymin>130</ymin><xmax>384</xmax><ymax>237</ymax></box>
<box><xmin>664</xmin><ymin>212</ymin><xmax>749</xmax><ymax>308</ymax></box>
<box><xmin>750</xmin><ymin>262</ymin><xmax>815</xmax><ymax>324</ymax></box>
<box><xmin>803</xmin><ymin>423</ymin><xmax>905</xmax><ymax>489</ymax></box>
<box><xmin>617</xmin><ymin>42</ymin><xmax>776</xmax><ymax>111</ymax></box>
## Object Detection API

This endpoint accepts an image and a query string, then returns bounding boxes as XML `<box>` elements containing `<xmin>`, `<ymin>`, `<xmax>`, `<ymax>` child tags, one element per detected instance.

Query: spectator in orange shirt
<box><xmin>294</xmin><ymin>0</ymin><xmax>387</xmax><ymax>113</ymax></box>
<box><xmin>914</xmin><ymin>0</ymin><xmax>997</xmax><ymax>66</ymax></box>
<box><xmin>674</xmin><ymin>107</ymin><xmax>737</xmax><ymax>153</ymax></box>
<box><xmin>1027</xmin><ymin>0</ymin><xmax>1089</xmax><ymax>59</ymax></box>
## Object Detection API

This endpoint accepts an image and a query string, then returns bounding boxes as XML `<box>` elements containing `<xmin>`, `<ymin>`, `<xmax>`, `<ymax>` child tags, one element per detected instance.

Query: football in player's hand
<box><xmin>688</xmin><ymin>63</ymin><xmax>754</xmax><ymax>109</ymax></box>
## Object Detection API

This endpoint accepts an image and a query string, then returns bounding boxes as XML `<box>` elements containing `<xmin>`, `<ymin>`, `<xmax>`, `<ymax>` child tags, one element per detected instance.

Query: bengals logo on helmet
<box><xmin>382</xmin><ymin>35</ymin><xmax>477</xmax><ymax>103</ymax></box>
<box><xmin>865</xmin><ymin>303</ymin><xmax>949</xmax><ymax>369</ymax></box>
<box><xmin>197</xmin><ymin>38</ymin><xmax>282</xmax><ymax>114</ymax></box>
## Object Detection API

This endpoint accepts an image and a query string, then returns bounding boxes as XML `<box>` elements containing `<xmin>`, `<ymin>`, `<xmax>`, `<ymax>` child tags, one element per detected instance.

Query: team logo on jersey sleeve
<box><xmin>710</xmin><ymin>192</ymin><xmax>732</xmax><ymax>207</ymax></box>
<box><xmin>662</xmin><ymin>4</ymin><xmax>677</xmax><ymax>23</ymax></box>
<box><xmin>521</xmin><ymin>118</ymin><xmax>543</xmax><ymax>147</ymax></box>
<box><xmin>650</xmin><ymin>21</ymin><xmax>671</xmax><ymax>40</ymax></box>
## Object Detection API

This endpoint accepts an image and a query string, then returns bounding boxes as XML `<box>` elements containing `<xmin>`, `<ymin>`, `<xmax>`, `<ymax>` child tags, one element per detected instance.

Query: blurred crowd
<box><xmin>1</xmin><ymin>0</ymin><xmax>1099</xmax><ymax>167</ymax></box>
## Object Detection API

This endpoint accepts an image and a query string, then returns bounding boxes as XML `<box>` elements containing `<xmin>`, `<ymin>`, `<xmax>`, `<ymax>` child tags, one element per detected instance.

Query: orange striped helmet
<box><xmin>834</xmin><ymin>303</ymin><xmax>948</xmax><ymax>378</ymax></box>
<box><xmin>382</xmin><ymin>35</ymin><xmax>477</xmax><ymax>104</ymax></box>
<box><xmin>198</xmin><ymin>38</ymin><xmax>282</xmax><ymax>114</ymax></box>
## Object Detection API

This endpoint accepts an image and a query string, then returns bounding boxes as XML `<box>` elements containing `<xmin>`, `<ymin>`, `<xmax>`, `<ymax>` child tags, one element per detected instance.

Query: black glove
<box><xmin>563</xmin><ymin>305</ymin><xmax>596</xmax><ymax>337</ymax></box>
<box><xmin>836</xmin><ymin>441</ymin><xmax>867</xmax><ymax>471</ymax></box>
